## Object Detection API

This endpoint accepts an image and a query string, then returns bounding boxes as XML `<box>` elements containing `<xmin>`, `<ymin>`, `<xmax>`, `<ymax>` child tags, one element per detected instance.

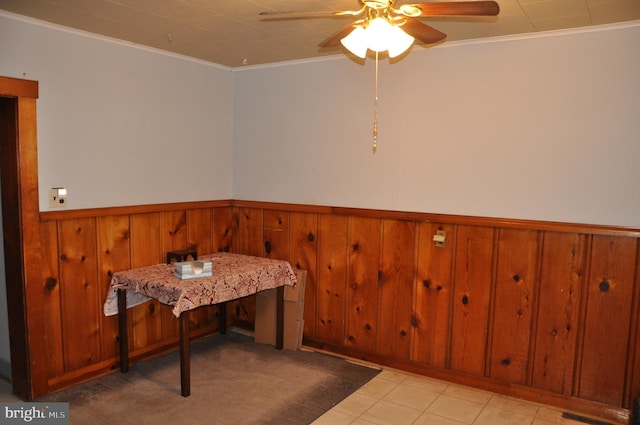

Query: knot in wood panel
<box><xmin>599</xmin><ymin>280</ymin><xmax>610</xmax><ymax>292</ymax></box>
<box><xmin>45</xmin><ymin>277</ymin><xmax>57</xmax><ymax>290</ymax></box>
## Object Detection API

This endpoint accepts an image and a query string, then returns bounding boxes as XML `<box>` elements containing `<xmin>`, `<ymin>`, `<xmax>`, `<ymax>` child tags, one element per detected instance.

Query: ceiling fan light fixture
<box><xmin>341</xmin><ymin>16</ymin><xmax>414</xmax><ymax>59</ymax></box>
<box><xmin>398</xmin><ymin>4</ymin><xmax>422</xmax><ymax>17</ymax></box>
<box><xmin>387</xmin><ymin>25</ymin><xmax>414</xmax><ymax>58</ymax></box>
<box><xmin>340</xmin><ymin>26</ymin><xmax>368</xmax><ymax>58</ymax></box>
<box><xmin>366</xmin><ymin>17</ymin><xmax>392</xmax><ymax>52</ymax></box>
<box><xmin>262</xmin><ymin>0</ymin><xmax>502</xmax><ymax>154</ymax></box>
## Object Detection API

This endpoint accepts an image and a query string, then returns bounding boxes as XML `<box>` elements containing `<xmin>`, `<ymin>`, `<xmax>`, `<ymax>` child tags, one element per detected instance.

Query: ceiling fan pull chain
<box><xmin>373</xmin><ymin>51</ymin><xmax>379</xmax><ymax>153</ymax></box>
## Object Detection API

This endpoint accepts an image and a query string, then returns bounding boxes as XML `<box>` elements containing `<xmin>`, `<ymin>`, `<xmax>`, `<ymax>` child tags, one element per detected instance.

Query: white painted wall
<box><xmin>233</xmin><ymin>23</ymin><xmax>640</xmax><ymax>227</ymax></box>
<box><xmin>2</xmin><ymin>13</ymin><xmax>638</xmax><ymax>226</ymax></box>
<box><xmin>0</xmin><ymin>13</ymin><xmax>235</xmax><ymax>211</ymax></box>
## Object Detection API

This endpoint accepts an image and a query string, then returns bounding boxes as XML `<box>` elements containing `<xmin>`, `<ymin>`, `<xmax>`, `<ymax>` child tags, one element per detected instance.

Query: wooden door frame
<box><xmin>0</xmin><ymin>76</ymin><xmax>46</xmax><ymax>400</ymax></box>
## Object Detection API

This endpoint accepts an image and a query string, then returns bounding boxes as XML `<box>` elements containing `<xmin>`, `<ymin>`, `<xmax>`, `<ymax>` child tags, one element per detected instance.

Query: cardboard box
<box><xmin>283</xmin><ymin>319</ymin><xmax>304</xmax><ymax>351</ymax></box>
<box><xmin>254</xmin><ymin>288</ymin><xmax>277</xmax><ymax>345</ymax></box>
<box><xmin>285</xmin><ymin>269</ymin><xmax>307</xmax><ymax>302</ymax></box>
<box><xmin>254</xmin><ymin>269</ymin><xmax>306</xmax><ymax>350</ymax></box>
<box><xmin>285</xmin><ymin>298</ymin><xmax>303</xmax><ymax>321</ymax></box>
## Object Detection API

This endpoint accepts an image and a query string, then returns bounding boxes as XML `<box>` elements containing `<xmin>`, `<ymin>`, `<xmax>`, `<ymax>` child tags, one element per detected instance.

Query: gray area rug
<box><xmin>38</xmin><ymin>332</ymin><xmax>380</xmax><ymax>425</ymax></box>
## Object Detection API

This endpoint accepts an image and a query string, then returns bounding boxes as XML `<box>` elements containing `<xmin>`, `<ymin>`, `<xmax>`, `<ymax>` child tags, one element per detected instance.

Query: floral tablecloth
<box><xmin>104</xmin><ymin>252</ymin><xmax>297</xmax><ymax>318</ymax></box>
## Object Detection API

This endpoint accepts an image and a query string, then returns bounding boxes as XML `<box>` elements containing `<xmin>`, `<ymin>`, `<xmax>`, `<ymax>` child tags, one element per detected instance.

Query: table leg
<box><xmin>219</xmin><ymin>302</ymin><xmax>227</xmax><ymax>334</ymax></box>
<box><xmin>179</xmin><ymin>311</ymin><xmax>191</xmax><ymax>397</ymax></box>
<box><xmin>117</xmin><ymin>289</ymin><xmax>129</xmax><ymax>373</ymax></box>
<box><xmin>275</xmin><ymin>286</ymin><xmax>284</xmax><ymax>350</ymax></box>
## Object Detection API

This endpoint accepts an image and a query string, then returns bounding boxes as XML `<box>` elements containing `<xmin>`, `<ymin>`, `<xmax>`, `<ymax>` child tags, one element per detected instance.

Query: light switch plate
<box><xmin>49</xmin><ymin>187</ymin><xmax>67</xmax><ymax>208</ymax></box>
<box><xmin>433</xmin><ymin>230</ymin><xmax>446</xmax><ymax>247</ymax></box>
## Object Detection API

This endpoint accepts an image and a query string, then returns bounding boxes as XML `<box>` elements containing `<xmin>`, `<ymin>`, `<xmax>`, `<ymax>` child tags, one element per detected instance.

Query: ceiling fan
<box><xmin>261</xmin><ymin>1</ymin><xmax>500</xmax><ymax>153</ymax></box>
<box><xmin>260</xmin><ymin>1</ymin><xmax>500</xmax><ymax>52</ymax></box>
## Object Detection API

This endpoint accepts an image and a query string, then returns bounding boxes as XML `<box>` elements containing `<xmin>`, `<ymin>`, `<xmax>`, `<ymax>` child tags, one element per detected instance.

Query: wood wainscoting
<box><xmin>38</xmin><ymin>201</ymin><xmax>236</xmax><ymax>393</ymax></box>
<box><xmin>37</xmin><ymin>200</ymin><xmax>639</xmax><ymax>424</ymax></box>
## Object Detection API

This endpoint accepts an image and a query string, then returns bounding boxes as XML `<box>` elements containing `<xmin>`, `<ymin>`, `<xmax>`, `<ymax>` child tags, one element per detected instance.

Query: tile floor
<box><xmin>312</xmin><ymin>367</ymin><xmax>612</xmax><ymax>425</ymax></box>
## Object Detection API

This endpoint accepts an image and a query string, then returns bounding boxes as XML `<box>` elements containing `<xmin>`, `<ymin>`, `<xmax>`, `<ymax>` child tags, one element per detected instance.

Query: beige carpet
<box><xmin>26</xmin><ymin>332</ymin><xmax>379</xmax><ymax>425</ymax></box>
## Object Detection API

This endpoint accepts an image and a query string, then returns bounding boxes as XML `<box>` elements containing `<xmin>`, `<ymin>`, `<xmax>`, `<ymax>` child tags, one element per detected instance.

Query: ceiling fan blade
<box><xmin>406</xmin><ymin>1</ymin><xmax>500</xmax><ymax>17</ymax></box>
<box><xmin>319</xmin><ymin>23</ymin><xmax>357</xmax><ymax>48</ymax></box>
<box><xmin>401</xmin><ymin>18</ymin><xmax>447</xmax><ymax>44</ymax></box>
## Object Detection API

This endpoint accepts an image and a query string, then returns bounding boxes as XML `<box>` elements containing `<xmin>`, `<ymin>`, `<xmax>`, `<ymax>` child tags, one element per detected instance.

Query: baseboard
<box><xmin>228</xmin><ymin>326</ymin><xmax>254</xmax><ymax>338</ymax></box>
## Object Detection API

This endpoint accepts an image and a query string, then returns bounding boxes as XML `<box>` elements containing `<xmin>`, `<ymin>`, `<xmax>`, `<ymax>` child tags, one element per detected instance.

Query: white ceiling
<box><xmin>1</xmin><ymin>0</ymin><xmax>639</xmax><ymax>68</ymax></box>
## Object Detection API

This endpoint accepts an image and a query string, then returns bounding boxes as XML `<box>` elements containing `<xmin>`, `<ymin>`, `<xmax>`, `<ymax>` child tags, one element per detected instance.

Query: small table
<box><xmin>104</xmin><ymin>252</ymin><xmax>297</xmax><ymax>396</ymax></box>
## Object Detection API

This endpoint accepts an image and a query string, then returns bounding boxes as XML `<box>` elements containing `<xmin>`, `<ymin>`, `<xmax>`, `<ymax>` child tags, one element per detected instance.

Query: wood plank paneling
<box><xmin>489</xmin><ymin>228</ymin><xmax>539</xmax><ymax>384</ymax></box>
<box><xmin>162</xmin><ymin>210</ymin><xmax>188</xmax><ymax>254</ymax></box>
<box><xmin>186</xmin><ymin>208</ymin><xmax>217</xmax><ymax>334</ymax></box>
<box><xmin>30</xmin><ymin>200</ymin><xmax>640</xmax><ymax>423</ymax></box>
<box><xmin>129</xmin><ymin>213</ymin><xmax>163</xmax><ymax>350</ymax></box>
<box><xmin>234</xmin><ymin>208</ymin><xmax>263</xmax><ymax>326</ymax></box>
<box><xmin>378</xmin><ymin>219</ymin><xmax>415</xmax><ymax>361</ymax></box>
<box><xmin>161</xmin><ymin>210</ymin><xmax>189</xmax><ymax>340</ymax></box>
<box><xmin>289</xmin><ymin>212</ymin><xmax>318</xmax><ymax>339</ymax></box>
<box><xmin>40</xmin><ymin>220</ymin><xmax>64</xmax><ymax>379</ymax></box>
<box><xmin>213</xmin><ymin>206</ymin><xmax>236</xmax><ymax>330</ymax></box>
<box><xmin>412</xmin><ymin>223</ymin><xmax>455</xmax><ymax>368</ymax></box>
<box><xmin>238</xmin><ymin>207</ymin><xmax>263</xmax><ymax>256</ymax></box>
<box><xmin>346</xmin><ymin>216</ymin><xmax>380</xmax><ymax>353</ymax></box>
<box><xmin>187</xmin><ymin>208</ymin><xmax>213</xmax><ymax>255</ymax></box>
<box><xmin>131</xmin><ymin>213</ymin><xmax>163</xmax><ymax>266</ymax></box>
<box><xmin>263</xmin><ymin>209</ymin><xmax>289</xmax><ymax>261</ymax></box>
<box><xmin>96</xmin><ymin>215</ymin><xmax>131</xmax><ymax>362</ymax></box>
<box><xmin>450</xmin><ymin>225</ymin><xmax>495</xmax><ymax>376</ymax></box>
<box><xmin>579</xmin><ymin>236</ymin><xmax>637</xmax><ymax>405</ymax></box>
<box><xmin>58</xmin><ymin>218</ymin><xmax>101</xmax><ymax>371</ymax></box>
<box><xmin>36</xmin><ymin>205</ymin><xmax>234</xmax><ymax>391</ymax></box>
<box><xmin>212</xmin><ymin>206</ymin><xmax>234</xmax><ymax>253</ymax></box>
<box><xmin>531</xmin><ymin>231</ymin><xmax>585</xmax><ymax>395</ymax></box>
<box><xmin>317</xmin><ymin>214</ymin><xmax>347</xmax><ymax>344</ymax></box>
<box><xmin>628</xmin><ymin>244</ymin><xmax>640</xmax><ymax>410</ymax></box>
